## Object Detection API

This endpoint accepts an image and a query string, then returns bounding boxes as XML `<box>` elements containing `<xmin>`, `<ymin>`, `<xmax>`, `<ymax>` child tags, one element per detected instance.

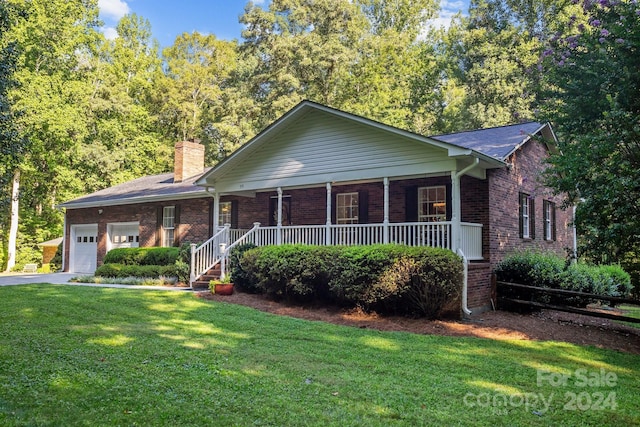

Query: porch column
<box><xmin>213</xmin><ymin>191</ymin><xmax>220</xmax><ymax>233</ymax></box>
<box><xmin>325</xmin><ymin>182</ymin><xmax>332</xmax><ymax>245</ymax></box>
<box><xmin>277</xmin><ymin>187</ymin><xmax>283</xmax><ymax>245</ymax></box>
<box><xmin>383</xmin><ymin>177</ymin><xmax>389</xmax><ymax>244</ymax></box>
<box><xmin>450</xmin><ymin>170</ymin><xmax>461</xmax><ymax>252</ymax></box>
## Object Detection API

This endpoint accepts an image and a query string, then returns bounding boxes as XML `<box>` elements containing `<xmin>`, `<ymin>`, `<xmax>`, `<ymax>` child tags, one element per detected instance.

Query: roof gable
<box><xmin>196</xmin><ymin>101</ymin><xmax>504</xmax><ymax>192</ymax></box>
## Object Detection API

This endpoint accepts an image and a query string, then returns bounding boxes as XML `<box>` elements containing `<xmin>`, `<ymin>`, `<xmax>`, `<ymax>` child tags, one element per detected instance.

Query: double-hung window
<box><xmin>418</xmin><ymin>186</ymin><xmax>446</xmax><ymax>222</ymax></box>
<box><xmin>519</xmin><ymin>193</ymin><xmax>535</xmax><ymax>239</ymax></box>
<box><xmin>543</xmin><ymin>200</ymin><xmax>556</xmax><ymax>241</ymax></box>
<box><xmin>218</xmin><ymin>201</ymin><xmax>232</xmax><ymax>227</ymax></box>
<box><xmin>162</xmin><ymin>206</ymin><xmax>176</xmax><ymax>247</ymax></box>
<box><xmin>336</xmin><ymin>192</ymin><xmax>359</xmax><ymax>224</ymax></box>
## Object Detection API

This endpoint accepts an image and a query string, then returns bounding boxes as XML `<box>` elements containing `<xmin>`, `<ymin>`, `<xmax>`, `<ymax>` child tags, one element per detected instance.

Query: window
<box><xmin>543</xmin><ymin>200</ymin><xmax>556</xmax><ymax>241</ymax></box>
<box><xmin>219</xmin><ymin>201</ymin><xmax>232</xmax><ymax>226</ymax></box>
<box><xmin>336</xmin><ymin>192</ymin><xmax>359</xmax><ymax>224</ymax></box>
<box><xmin>519</xmin><ymin>193</ymin><xmax>535</xmax><ymax>239</ymax></box>
<box><xmin>418</xmin><ymin>186</ymin><xmax>446</xmax><ymax>222</ymax></box>
<box><xmin>162</xmin><ymin>206</ymin><xmax>175</xmax><ymax>247</ymax></box>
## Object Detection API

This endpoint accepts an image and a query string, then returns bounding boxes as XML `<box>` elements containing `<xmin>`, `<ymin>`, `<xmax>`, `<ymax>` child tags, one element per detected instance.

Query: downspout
<box><xmin>454</xmin><ymin>157</ymin><xmax>479</xmax><ymax>316</ymax></box>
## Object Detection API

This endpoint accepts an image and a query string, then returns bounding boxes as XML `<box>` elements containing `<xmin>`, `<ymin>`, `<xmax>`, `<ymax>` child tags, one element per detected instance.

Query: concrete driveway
<box><xmin>0</xmin><ymin>272</ymin><xmax>192</xmax><ymax>291</ymax></box>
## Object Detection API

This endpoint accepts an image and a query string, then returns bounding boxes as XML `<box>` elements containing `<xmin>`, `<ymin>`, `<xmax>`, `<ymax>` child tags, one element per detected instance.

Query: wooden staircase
<box><xmin>191</xmin><ymin>264</ymin><xmax>222</xmax><ymax>290</ymax></box>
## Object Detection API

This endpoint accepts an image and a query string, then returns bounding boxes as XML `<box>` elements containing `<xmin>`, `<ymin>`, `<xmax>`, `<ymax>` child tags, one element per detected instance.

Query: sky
<box><xmin>98</xmin><ymin>0</ymin><xmax>467</xmax><ymax>48</ymax></box>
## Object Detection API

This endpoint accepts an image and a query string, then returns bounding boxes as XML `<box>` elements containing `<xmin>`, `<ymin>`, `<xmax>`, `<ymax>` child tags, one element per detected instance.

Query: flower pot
<box><xmin>214</xmin><ymin>283</ymin><xmax>234</xmax><ymax>295</ymax></box>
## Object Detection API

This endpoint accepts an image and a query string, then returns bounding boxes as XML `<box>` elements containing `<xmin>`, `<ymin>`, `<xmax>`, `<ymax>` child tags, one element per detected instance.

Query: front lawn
<box><xmin>0</xmin><ymin>285</ymin><xmax>638</xmax><ymax>426</ymax></box>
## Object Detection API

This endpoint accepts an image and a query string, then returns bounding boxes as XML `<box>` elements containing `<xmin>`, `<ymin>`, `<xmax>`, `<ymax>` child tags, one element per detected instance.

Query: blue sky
<box><xmin>98</xmin><ymin>0</ymin><xmax>466</xmax><ymax>48</ymax></box>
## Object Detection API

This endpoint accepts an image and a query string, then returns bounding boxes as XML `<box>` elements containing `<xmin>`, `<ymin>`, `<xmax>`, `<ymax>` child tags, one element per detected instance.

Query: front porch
<box><xmin>190</xmin><ymin>220</ymin><xmax>483</xmax><ymax>284</ymax></box>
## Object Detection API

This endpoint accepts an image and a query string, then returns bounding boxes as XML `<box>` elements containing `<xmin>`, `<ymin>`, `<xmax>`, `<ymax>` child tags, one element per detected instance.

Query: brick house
<box><xmin>59</xmin><ymin>101</ymin><xmax>573</xmax><ymax>313</ymax></box>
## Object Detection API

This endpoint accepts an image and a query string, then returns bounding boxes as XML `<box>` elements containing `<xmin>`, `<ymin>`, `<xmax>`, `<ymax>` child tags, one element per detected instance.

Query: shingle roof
<box><xmin>430</xmin><ymin>122</ymin><xmax>545</xmax><ymax>161</ymax></box>
<box><xmin>58</xmin><ymin>169</ymin><xmax>211</xmax><ymax>209</ymax></box>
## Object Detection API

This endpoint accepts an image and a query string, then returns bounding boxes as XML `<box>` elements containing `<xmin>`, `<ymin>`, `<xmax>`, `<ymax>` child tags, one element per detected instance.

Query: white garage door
<box><xmin>70</xmin><ymin>224</ymin><xmax>98</xmax><ymax>273</ymax></box>
<box><xmin>108</xmin><ymin>223</ymin><xmax>140</xmax><ymax>250</ymax></box>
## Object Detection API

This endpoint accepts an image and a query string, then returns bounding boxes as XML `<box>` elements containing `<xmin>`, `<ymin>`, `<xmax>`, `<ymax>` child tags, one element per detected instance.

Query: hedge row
<box><xmin>103</xmin><ymin>247</ymin><xmax>180</xmax><ymax>266</ymax></box>
<box><xmin>95</xmin><ymin>263</ymin><xmax>178</xmax><ymax>279</ymax></box>
<box><xmin>231</xmin><ymin>244</ymin><xmax>463</xmax><ymax>318</ymax></box>
<box><xmin>494</xmin><ymin>251</ymin><xmax>632</xmax><ymax>307</ymax></box>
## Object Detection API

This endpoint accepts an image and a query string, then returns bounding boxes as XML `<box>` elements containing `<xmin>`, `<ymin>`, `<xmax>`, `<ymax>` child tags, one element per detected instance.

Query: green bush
<box><xmin>228</xmin><ymin>243</ymin><xmax>259</xmax><ymax>293</ymax></box>
<box><xmin>247</xmin><ymin>245</ymin><xmax>337</xmax><ymax>302</ymax></box>
<box><xmin>103</xmin><ymin>247</ymin><xmax>179</xmax><ymax>266</ymax></box>
<box><xmin>495</xmin><ymin>251</ymin><xmax>632</xmax><ymax>309</ymax></box>
<box><xmin>239</xmin><ymin>244</ymin><xmax>463</xmax><ymax>318</ymax></box>
<box><xmin>95</xmin><ymin>263</ymin><xmax>177</xmax><ymax>279</ymax></box>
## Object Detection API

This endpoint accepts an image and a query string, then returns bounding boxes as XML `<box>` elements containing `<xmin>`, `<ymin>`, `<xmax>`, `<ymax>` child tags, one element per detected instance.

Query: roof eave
<box><xmin>57</xmin><ymin>190</ymin><xmax>210</xmax><ymax>210</ymax></box>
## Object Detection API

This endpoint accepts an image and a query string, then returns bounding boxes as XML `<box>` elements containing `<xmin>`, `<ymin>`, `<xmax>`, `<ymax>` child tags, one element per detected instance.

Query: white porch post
<box><xmin>212</xmin><ymin>191</ymin><xmax>220</xmax><ymax>233</ymax></box>
<box><xmin>325</xmin><ymin>182</ymin><xmax>332</xmax><ymax>245</ymax></box>
<box><xmin>383</xmin><ymin>177</ymin><xmax>389</xmax><ymax>244</ymax></box>
<box><xmin>450</xmin><ymin>170</ymin><xmax>461</xmax><ymax>252</ymax></box>
<box><xmin>277</xmin><ymin>187</ymin><xmax>283</xmax><ymax>245</ymax></box>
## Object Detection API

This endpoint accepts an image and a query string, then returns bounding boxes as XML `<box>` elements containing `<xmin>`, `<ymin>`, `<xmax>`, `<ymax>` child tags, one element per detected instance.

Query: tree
<box><xmin>240</xmin><ymin>0</ymin><xmax>366</xmax><ymax>127</ymax></box>
<box><xmin>541</xmin><ymin>0</ymin><xmax>640</xmax><ymax>264</ymax></box>
<box><xmin>158</xmin><ymin>32</ymin><xmax>242</xmax><ymax>163</ymax></box>
<box><xmin>82</xmin><ymin>14</ymin><xmax>171</xmax><ymax>191</ymax></box>
<box><xmin>4</xmin><ymin>0</ymin><xmax>100</xmax><ymax>270</ymax></box>
<box><xmin>0</xmin><ymin>2</ymin><xmax>23</xmax><ymax>270</ymax></box>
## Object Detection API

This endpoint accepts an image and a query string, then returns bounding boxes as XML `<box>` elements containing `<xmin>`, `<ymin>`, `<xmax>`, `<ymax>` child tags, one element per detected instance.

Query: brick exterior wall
<box><xmin>486</xmin><ymin>139</ymin><xmax>573</xmax><ymax>269</ymax></box>
<box><xmin>63</xmin><ymin>138</ymin><xmax>571</xmax><ymax>314</ymax></box>
<box><xmin>63</xmin><ymin>197</ymin><xmax>213</xmax><ymax>270</ymax></box>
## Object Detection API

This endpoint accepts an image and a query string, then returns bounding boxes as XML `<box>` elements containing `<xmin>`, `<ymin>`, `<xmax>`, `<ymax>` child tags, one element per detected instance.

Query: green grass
<box><xmin>0</xmin><ymin>285</ymin><xmax>638</xmax><ymax>426</ymax></box>
<box><xmin>617</xmin><ymin>304</ymin><xmax>640</xmax><ymax>329</ymax></box>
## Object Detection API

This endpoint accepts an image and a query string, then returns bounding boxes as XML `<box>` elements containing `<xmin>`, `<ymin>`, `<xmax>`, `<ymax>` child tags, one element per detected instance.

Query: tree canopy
<box><xmin>0</xmin><ymin>0</ymin><xmax>637</xmax><ymax>275</ymax></box>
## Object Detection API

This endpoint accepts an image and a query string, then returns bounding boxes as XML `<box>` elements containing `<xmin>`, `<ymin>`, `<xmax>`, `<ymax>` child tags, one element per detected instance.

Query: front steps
<box><xmin>191</xmin><ymin>264</ymin><xmax>222</xmax><ymax>290</ymax></box>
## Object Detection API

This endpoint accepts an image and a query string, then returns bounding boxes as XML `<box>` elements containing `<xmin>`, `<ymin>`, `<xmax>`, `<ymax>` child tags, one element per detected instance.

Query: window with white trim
<box><xmin>543</xmin><ymin>200</ymin><xmax>556</xmax><ymax>241</ymax></box>
<box><xmin>218</xmin><ymin>201</ymin><xmax>232</xmax><ymax>226</ymax></box>
<box><xmin>418</xmin><ymin>186</ymin><xmax>446</xmax><ymax>222</ymax></box>
<box><xmin>162</xmin><ymin>206</ymin><xmax>175</xmax><ymax>247</ymax></box>
<box><xmin>336</xmin><ymin>192</ymin><xmax>359</xmax><ymax>224</ymax></box>
<box><xmin>519</xmin><ymin>193</ymin><xmax>535</xmax><ymax>239</ymax></box>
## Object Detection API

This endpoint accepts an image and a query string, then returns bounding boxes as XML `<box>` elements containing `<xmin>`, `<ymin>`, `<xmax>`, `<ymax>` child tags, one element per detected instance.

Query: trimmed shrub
<box><xmin>238</xmin><ymin>244</ymin><xmax>463</xmax><ymax>318</ymax></box>
<box><xmin>103</xmin><ymin>247</ymin><xmax>180</xmax><ymax>266</ymax></box>
<box><xmin>228</xmin><ymin>243</ymin><xmax>259</xmax><ymax>293</ymax></box>
<box><xmin>95</xmin><ymin>263</ymin><xmax>177</xmax><ymax>279</ymax></box>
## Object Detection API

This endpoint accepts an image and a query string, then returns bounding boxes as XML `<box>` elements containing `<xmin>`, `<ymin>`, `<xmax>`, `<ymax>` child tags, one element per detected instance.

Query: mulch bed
<box><xmin>195</xmin><ymin>290</ymin><xmax>640</xmax><ymax>354</ymax></box>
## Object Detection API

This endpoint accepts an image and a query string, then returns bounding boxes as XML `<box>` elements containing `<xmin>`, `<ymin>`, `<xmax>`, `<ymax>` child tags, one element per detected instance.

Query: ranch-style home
<box><xmin>58</xmin><ymin>101</ymin><xmax>573</xmax><ymax>313</ymax></box>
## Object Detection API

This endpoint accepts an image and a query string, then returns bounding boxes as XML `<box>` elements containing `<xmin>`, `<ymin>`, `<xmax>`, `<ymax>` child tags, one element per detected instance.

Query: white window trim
<box><xmin>418</xmin><ymin>185</ymin><xmax>446</xmax><ymax>222</ymax></box>
<box><xmin>336</xmin><ymin>192</ymin><xmax>359</xmax><ymax>224</ymax></box>
<box><xmin>522</xmin><ymin>196</ymin><xmax>530</xmax><ymax>239</ymax></box>
<box><xmin>163</xmin><ymin>206</ymin><xmax>175</xmax><ymax>247</ymax></box>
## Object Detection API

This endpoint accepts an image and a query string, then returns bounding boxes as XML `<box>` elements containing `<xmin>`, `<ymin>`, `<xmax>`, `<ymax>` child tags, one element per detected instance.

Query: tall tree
<box><xmin>542</xmin><ymin>0</ymin><xmax>640</xmax><ymax>263</ymax></box>
<box><xmin>240</xmin><ymin>0</ymin><xmax>366</xmax><ymax>127</ymax></box>
<box><xmin>158</xmin><ymin>32</ymin><xmax>241</xmax><ymax>163</ymax></box>
<box><xmin>5</xmin><ymin>0</ymin><xmax>100</xmax><ymax>269</ymax></box>
<box><xmin>0</xmin><ymin>1</ymin><xmax>24</xmax><ymax>270</ymax></box>
<box><xmin>81</xmin><ymin>14</ymin><xmax>170</xmax><ymax>192</ymax></box>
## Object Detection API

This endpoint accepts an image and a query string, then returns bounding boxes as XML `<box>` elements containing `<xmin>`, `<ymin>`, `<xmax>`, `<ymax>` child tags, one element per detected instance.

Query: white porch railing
<box><xmin>189</xmin><ymin>221</ymin><xmax>483</xmax><ymax>286</ymax></box>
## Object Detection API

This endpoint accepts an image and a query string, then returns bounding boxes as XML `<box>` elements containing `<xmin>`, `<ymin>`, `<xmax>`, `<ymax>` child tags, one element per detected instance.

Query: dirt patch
<box><xmin>195</xmin><ymin>291</ymin><xmax>640</xmax><ymax>355</ymax></box>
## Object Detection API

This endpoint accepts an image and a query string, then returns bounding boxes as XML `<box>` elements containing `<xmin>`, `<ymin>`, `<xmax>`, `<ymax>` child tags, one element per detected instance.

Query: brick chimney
<box><xmin>174</xmin><ymin>140</ymin><xmax>205</xmax><ymax>183</ymax></box>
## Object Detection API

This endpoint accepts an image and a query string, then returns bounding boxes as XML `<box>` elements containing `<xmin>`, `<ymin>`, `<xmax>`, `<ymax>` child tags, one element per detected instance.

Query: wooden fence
<box><xmin>496</xmin><ymin>281</ymin><xmax>640</xmax><ymax>324</ymax></box>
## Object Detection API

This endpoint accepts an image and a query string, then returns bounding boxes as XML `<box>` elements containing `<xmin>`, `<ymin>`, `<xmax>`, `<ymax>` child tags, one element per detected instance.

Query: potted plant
<box><xmin>209</xmin><ymin>274</ymin><xmax>234</xmax><ymax>295</ymax></box>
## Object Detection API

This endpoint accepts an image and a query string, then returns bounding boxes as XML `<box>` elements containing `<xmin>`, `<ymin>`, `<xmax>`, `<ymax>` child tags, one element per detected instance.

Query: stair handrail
<box><xmin>190</xmin><ymin>224</ymin><xmax>230</xmax><ymax>285</ymax></box>
<box><xmin>219</xmin><ymin>222</ymin><xmax>261</xmax><ymax>277</ymax></box>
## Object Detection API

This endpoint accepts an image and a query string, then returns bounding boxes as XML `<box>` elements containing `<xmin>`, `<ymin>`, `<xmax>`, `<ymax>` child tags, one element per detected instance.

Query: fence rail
<box><xmin>496</xmin><ymin>281</ymin><xmax>640</xmax><ymax>323</ymax></box>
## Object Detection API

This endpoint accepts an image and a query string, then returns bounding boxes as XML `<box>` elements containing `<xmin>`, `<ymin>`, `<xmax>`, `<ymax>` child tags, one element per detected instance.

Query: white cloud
<box><xmin>102</xmin><ymin>26</ymin><xmax>119</xmax><ymax>40</ymax></box>
<box><xmin>98</xmin><ymin>0</ymin><xmax>130</xmax><ymax>21</ymax></box>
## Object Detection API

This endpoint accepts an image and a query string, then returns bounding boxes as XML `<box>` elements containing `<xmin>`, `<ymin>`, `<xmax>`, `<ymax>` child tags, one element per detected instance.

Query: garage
<box><xmin>70</xmin><ymin>224</ymin><xmax>98</xmax><ymax>273</ymax></box>
<box><xmin>107</xmin><ymin>222</ymin><xmax>140</xmax><ymax>250</ymax></box>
